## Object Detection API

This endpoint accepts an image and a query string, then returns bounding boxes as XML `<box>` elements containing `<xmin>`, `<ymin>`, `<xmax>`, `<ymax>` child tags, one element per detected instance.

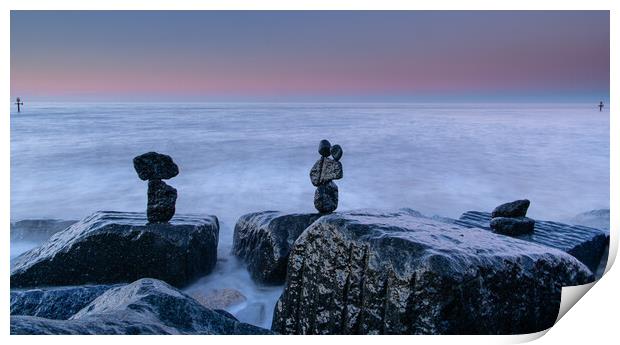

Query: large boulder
<box><xmin>11</xmin><ymin>219</ymin><xmax>77</xmax><ymax>242</ymax></box>
<box><xmin>11</xmin><ymin>284</ymin><xmax>120</xmax><ymax>320</ymax></box>
<box><xmin>11</xmin><ymin>211</ymin><xmax>219</xmax><ymax>288</ymax></box>
<box><xmin>233</xmin><ymin>211</ymin><xmax>322</xmax><ymax>284</ymax></box>
<box><xmin>455</xmin><ymin>211</ymin><xmax>608</xmax><ymax>272</ymax></box>
<box><xmin>11</xmin><ymin>278</ymin><xmax>273</xmax><ymax>335</ymax></box>
<box><xmin>272</xmin><ymin>209</ymin><xmax>593</xmax><ymax>335</ymax></box>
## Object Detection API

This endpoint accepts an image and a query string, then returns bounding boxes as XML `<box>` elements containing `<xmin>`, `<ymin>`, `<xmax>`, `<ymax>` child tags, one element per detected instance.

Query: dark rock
<box><xmin>318</xmin><ymin>140</ymin><xmax>331</xmax><ymax>157</ymax></box>
<box><xmin>147</xmin><ymin>179</ymin><xmax>177</xmax><ymax>223</ymax></box>
<box><xmin>455</xmin><ymin>211</ymin><xmax>608</xmax><ymax>272</ymax></box>
<box><xmin>11</xmin><ymin>278</ymin><xmax>273</xmax><ymax>335</ymax></box>
<box><xmin>491</xmin><ymin>199</ymin><xmax>530</xmax><ymax>218</ymax></box>
<box><xmin>310</xmin><ymin>158</ymin><xmax>343</xmax><ymax>187</ymax></box>
<box><xmin>133</xmin><ymin>151</ymin><xmax>179</xmax><ymax>181</ymax></box>
<box><xmin>11</xmin><ymin>284</ymin><xmax>120</xmax><ymax>320</ymax></box>
<box><xmin>330</xmin><ymin>144</ymin><xmax>343</xmax><ymax>161</ymax></box>
<box><xmin>11</xmin><ymin>219</ymin><xmax>78</xmax><ymax>242</ymax></box>
<box><xmin>233</xmin><ymin>211</ymin><xmax>322</xmax><ymax>284</ymax></box>
<box><xmin>214</xmin><ymin>309</ymin><xmax>239</xmax><ymax>321</ymax></box>
<box><xmin>490</xmin><ymin>216</ymin><xmax>535</xmax><ymax>236</ymax></box>
<box><xmin>272</xmin><ymin>209</ymin><xmax>593</xmax><ymax>335</ymax></box>
<box><xmin>314</xmin><ymin>181</ymin><xmax>338</xmax><ymax>213</ymax></box>
<box><xmin>11</xmin><ymin>211</ymin><xmax>219</xmax><ymax>288</ymax></box>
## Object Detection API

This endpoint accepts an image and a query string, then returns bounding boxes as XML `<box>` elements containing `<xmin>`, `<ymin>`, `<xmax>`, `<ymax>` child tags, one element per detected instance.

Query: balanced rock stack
<box><xmin>133</xmin><ymin>152</ymin><xmax>179</xmax><ymax>223</ymax></box>
<box><xmin>310</xmin><ymin>140</ymin><xmax>343</xmax><ymax>213</ymax></box>
<box><xmin>490</xmin><ymin>199</ymin><xmax>535</xmax><ymax>236</ymax></box>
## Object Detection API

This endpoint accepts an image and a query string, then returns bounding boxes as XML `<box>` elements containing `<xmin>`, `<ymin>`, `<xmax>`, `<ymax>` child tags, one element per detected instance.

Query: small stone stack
<box><xmin>490</xmin><ymin>199</ymin><xmax>535</xmax><ymax>236</ymax></box>
<box><xmin>310</xmin><ymin>140</ymin><xmax>343</xmax><ymax>213</ymax></box>
<box><xmin>133</xmin><ymin>152</ymin><xmax>179</xmax><ymax>223</ymax></box>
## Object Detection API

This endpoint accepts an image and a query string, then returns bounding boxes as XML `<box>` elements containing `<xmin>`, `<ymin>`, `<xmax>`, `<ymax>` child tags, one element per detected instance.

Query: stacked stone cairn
<box><xmin>490</xmin><ymin>199</ymin><xmax>535</xmax><ymax>236</ymax></box>
<box><xmin>310</xmin><ymin>140</ymin><xmax>343</xmax><ymax>213</ymax></box>
<box><xmin>133</xmin><ymin>152</ymin><xmax>179</xmax><ymax>223</ymax></box>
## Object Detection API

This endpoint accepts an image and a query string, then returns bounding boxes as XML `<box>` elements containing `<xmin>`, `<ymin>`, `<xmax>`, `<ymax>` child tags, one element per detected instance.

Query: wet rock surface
<box><xmin>272</xmin><ymin>209</ymin><xmax>593</xmax><ymax>335</ymax></box>
<box><xmin>455</xmin><ymin>211</ymin><xmax>608</xmax><ymax>273</ymax></box>
<box><xmin>133</xmin><ymin>152</ymin><xmax>179</xmax><ymax>181</ymax></box>
<box><xmin>490</xmin><ymin>216</ymin><xmax>535</xmax><ymax>236</ymax></box>
<box><xmin>11</xmin><ymin>278</ymin><xmax>273</xmax><ymax>335</ymax></box>
<box><xmin>491</xmin><ymin>199</ymin><xmax>530</xmax><ymax>218</ymax></box>
<box><xmin>147</xmin><ymin>179</ymin><xmax>177</xmax><ymax>223</ymax></box>
<box><xmin>11</xmin><ymin>211</ymin><xmax>219</xmax><ymax>288</ymax></box>
<box><xmin>233</xmin><ymin>211</ymin><xmax>322</xmax><ymax>284</ymax></box>
<box><xmin>11</xmin><ymin>219</ymin><xmax>78</xmax><ymax>243</ymax></box>
<box><xmin>11</xmin><ymin>284</ymin><xmax>121</xmax><ymax>320</ymax></box>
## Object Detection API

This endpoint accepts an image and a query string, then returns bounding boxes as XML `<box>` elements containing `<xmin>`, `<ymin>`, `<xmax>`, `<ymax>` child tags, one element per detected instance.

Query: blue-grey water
<box><xmin>10</xmin><ymin>102</ymin><xmax>609</xmax><ymax>328</ymax></box>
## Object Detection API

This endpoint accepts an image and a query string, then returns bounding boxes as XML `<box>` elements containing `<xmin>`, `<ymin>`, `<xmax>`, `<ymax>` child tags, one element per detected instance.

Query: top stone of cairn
<box><xmin>133</xmin><ymin>152</ymin><xmax>179</xmax><ymax>181</ymax></box>
<box><xmin>491</xmin><ymin>199</ymin><xmax>530</xmax><ymax>218</ymax></box>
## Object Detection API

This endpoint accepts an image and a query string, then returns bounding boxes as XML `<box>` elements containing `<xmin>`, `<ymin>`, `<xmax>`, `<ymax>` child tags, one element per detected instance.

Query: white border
<box><xmin>2</xmin><ymin>1</ymin><xmax>617</xmax><ymax>344</ymax></box>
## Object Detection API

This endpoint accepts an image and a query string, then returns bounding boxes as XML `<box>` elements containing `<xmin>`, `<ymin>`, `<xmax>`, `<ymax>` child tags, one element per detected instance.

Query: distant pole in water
<box><xmin>15</xmin><ymin>97</ymin><xmax>23</xmax><ymax>113</ymax></box>
<box><xmin>599</xmin><ymin>101</ymin><xmax>604</xmax><ymax>112</ymax></box>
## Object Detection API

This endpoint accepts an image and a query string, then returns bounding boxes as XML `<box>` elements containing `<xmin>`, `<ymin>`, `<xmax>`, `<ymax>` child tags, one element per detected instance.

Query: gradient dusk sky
<box><xmin>11</xmin><ymin>11</ymin><xmax>609</xmax><ymax>102</ymax></box>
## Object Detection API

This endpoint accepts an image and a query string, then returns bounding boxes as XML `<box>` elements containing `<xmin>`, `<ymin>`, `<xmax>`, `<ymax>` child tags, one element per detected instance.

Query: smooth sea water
<box><xmin>10</xmin><ymin>102</ymin><xmax>610</xmax><ymax>328</ymax></box>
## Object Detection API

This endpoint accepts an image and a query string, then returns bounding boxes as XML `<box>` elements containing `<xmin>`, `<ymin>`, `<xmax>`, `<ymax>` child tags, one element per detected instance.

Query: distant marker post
<box><xmin>15</xmin><ymin>97</ymin><xmax>23</xmax><ymax>113</ymax></box>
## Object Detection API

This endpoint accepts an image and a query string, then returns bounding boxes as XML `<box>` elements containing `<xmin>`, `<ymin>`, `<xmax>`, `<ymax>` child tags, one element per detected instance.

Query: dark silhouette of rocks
<box><xmin>11</xmin><ymin>279</ymin><xmax>272</xmax><ymax>335</ymax></box>
<box><xmin>491</xmin><ymin>199</ymin><xmax>530</xmax><ymax>218</ymax></box>
<box><xmin>489</xmin><ymin>199</ymin><xmax>534</xmax><ymax>235</ymax></box>
<box><xmin>133</xmin><ymin>152</ymin><xmax>179</xmax><ymax>223</ymax></box>
<box><xmin>310</xmin><ymin>140</ymin><xmax>343</xmax><ymax>213</ymax></box>
<box><xmin>10</xmin><ymin>211</ymin><xmax>219</xmax><ymax>288</ymax></box>
<box><xmin>271</xmin><ymin>209</ymin><xmax>593</xmax><ymax>335</ymax></box>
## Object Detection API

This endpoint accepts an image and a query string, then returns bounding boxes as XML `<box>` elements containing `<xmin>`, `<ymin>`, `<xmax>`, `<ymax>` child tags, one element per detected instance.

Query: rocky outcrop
<box><xmin>11</xmin><ymin>284</ymin><xmax>120</xmax><ymax>320</ymax></box>
<box><xmin>11</xmin><ymin>211</ymin><xmax>219</xmax><ymax>288</ymax></box>
<box><xmin>11</xmin><ymin>219</ymin><xmax>77</xmax><ymax>242</ymax></box>
<box><xmin>272</xmin><ymin>209</ymin><xmax>593</xmax><ymax>335</ymax></box>
<box><xmin>455</xmin><ymin>211</ymin><xmax>608</xmax><ymax>272</ymax></box>
<box><xmin>233</xmin><ymin>211</ymin><xmax>322</xmax><ymax>284</ymax></box>
<box><xmin>11</xmin><ymin>278</ymin><xmax>272</xmax><ymax>335</ymax></box>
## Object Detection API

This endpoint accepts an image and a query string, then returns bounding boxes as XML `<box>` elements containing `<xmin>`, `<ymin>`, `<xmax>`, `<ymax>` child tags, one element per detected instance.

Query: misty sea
<box><xmin>10</xmin><ymin>102</ymin><xmax>610</xmax><ymax>328</ymax></box>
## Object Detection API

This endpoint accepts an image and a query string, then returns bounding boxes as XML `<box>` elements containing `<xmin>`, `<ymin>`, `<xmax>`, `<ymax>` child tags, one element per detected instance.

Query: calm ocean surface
<box><xmin>10</xmin><ymin>102</ymin><xmax>610</xmax><ymax>327</ymax></box>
